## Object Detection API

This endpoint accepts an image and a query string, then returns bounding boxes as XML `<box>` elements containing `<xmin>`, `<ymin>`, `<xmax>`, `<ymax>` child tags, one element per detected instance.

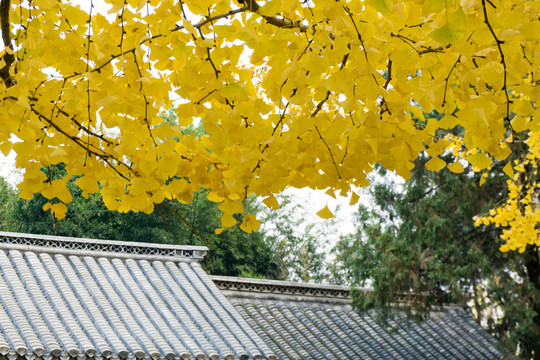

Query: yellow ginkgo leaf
<box><xmin>425</xmin><ymin>157</ymin><xmax>447</xmax><ymax>172</ymax></box>
<box><xmin>263</xmin><ymin>195</ymin><xmax>279</xmax><ymax>210</ymax></box>
<box><xmin>349</xmin><ymin>191</ymin><xmax>360</xmax><ymax>206</ymax></box>
<box><xmin>240</xmin><ymin>214</ymin><xmax>261</xmax><ymax>233</ymax></box>
<box><xmin>207</xmin><ymin>190</ymin><xmax>225</xmax><ymax>203</ymax></box>
<box><xmin>468</xmin><ymin>152</ymin><xmax>492</xmax><ymax>171</ymax></box>
<box><xmin>325</xmin><ymin>188</ymin><xmax>336</xmax><ymax>199</ymax></box>
<box><xmin>50</xmin><ymin>203</ymin><xmax>68</xmax><ymax>220</ymax></box>
<box><xmin>316</xmin><ymin>205</ymin><xmax>334</xmax><ymax>219</ymax></box>
<box><xmin>447</xmin><ymin>161</ymin><xmax>465</xmax><ymax>174</ymax></box>
<box><xmin>221</xmin><ymin>213</ymin><xmax>237</xmax><ymax>227</ymax></box>
<box><xmin>503</xmin><ymin>162</ymin><xmax>514</xmax><ymax>178</ymax></box>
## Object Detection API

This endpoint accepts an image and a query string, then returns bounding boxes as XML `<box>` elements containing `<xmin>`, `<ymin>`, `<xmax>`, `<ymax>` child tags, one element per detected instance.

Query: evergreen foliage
<box><xmin>332</xmin><ymin>158</ymin><xmax>540</xmax><ymax>358</ymax></box>
<box><xmin>0</xmin><ymin>178</ymin><xmax>281</xmax><ymax>279</ymax></box>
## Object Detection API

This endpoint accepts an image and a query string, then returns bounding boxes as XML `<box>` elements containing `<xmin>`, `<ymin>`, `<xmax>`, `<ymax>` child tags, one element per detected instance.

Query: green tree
<box><xmin>3</xmin><ymin>176</ymin><xmax>280</xmax><ymax>279</ymax></box>
<box><xmin>331</xmin><ymin>158</ymin><xmax>540</xmax><ymax>358</ymax></box>
<box><xmin>262</xmin><ymin>195</ymin><xmax>332</xmax><ymax>283</ymax></box>
<box><xmin>0</xmin><ymin>177</ymin><xmax>17</xmax><ymax>230</ymax></box>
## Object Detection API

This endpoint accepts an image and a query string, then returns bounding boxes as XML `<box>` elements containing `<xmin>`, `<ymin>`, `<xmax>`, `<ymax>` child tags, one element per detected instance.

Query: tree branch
<box><xmin>343</xmin><ymin>5</ymin><xmax>368</xmax><ymax>63</ymax></box>
<box><xmin>379</xmin><ymin>59</ymin><xmax>392</xmax><ymax>116</ymax></box>
<box><xmin>314</xmin><ymin>124</ymin><xmax>341</xmax><ymax>180</ymax></box>
<box><xmin>311</xmin><ymin>90</ymin><xmax>331</xmax><ymax>118</ymax></box>
<box><xmin>442</xmin><ymin>55</ymin><xmax>461</xmax><ymax>107</ymax></box>
<box><xmin>0</xmin><ymin>0</ymin><xmax>15</xmax><ymax>87</ymax></box>
<box><xmin>243</xmin><ymin>0</ymin><xmax>311</xmax><ymax>33</ymax></box>
<box><xmin>195</xmin><ymin>6</ymin><xmax>249</xmax><ymax>29</ymax></box>
<box><xmin>481</xmin><ymin>0</ymin><xmax>513</xmax><ymax>135</ymax></box>
<box><xmin>29</xmin><ymin>105</ymin><xmax>138</xmax><ymax>180</ymax></box>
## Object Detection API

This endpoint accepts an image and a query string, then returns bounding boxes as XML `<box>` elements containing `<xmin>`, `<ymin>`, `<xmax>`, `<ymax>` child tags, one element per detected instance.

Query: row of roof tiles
<box><xmin>0</xmin><ymin>247</ymin><xmax>274</xmax><ymax>360</ymax></box>
<box><xmin>0</xmin><ymin>232</ymin><xmax>514</xmax><ymax>360</ymax></box>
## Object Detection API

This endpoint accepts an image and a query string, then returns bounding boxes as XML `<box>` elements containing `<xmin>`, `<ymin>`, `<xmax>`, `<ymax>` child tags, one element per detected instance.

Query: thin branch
<box><xmin>131</xmin><ymin>51</ymin><xmax>157</xmax><ymax>146</ymax></box>
<box><xmin>206</xmin><ymin>46</ymin><xmax>221</xmax><ymax>78</ymax></box>
<box><xmin>29</xmin><ymin>106</ymin><xmax>138</xmax><ymax>180</ymax></box>
<box><xmin>119</xmin><ymin>0</ymin><xmax>127</xmax><ymax>54</ymax></box>
<box><xmin>442</xmin><ymin>55</ymin><xmax>461</xmax><ymax>107</ymax></box>
<box><xmin>253</xmin><ymin>102</ymin><xmax>290</xmax><ymax>173</ymax></box>
<box><xmin>195</xmin><ymin>6</ymin><xmax>249</xmax><ymax>29</ymax></box>
<box><xmin>178</xmin><ymin>0</ymin><xmax>188</xmax><ymax>19</ymax></box>
<box><xmin>85</xmin><ymin>0</ymin><xmax>94</xmax><ymax>164</ymax></box>
<box><xmin>271</xmin><ymin>101</ymin><xmax>289</xmax><ymax>136</ymax></box>
<box><xmin>311</xmin><ymin>90</ymin><xmax>331</xmax><ymax>118</ymax></box>
<box><xmin>340</xmin><ymin>136</ymin><xmax>349</xmax><ymax>164</ymax></box>
<box><xmin>418</xmin><ymin>45</ymin><xmax>451</xmax><ymax>55</ymax></box>
<box><xmin>55</xmin><ymin>105</ymin><xmax>118</xmax><ymax>146</ymax></box>
<box><xmin>314</xmin><ymin>124</ymin><xmax>341</xmax><ymax>180</ymax></box>
<box><xmin>64</xmin><ymin>48</ymin><xmax>136</xmax><ymax>81</ymax></box>
<box><xmin>244</xmin><ymin>0</ymin><xmax>314</xmax><ymax>34</ymax></box>
<box><xmin>379</xmin><ymin>59</ymin><xmax>392</xmax><ymax>116</ymax></box>
<box><xmin>482</xmin><ymin>0</ymin><xmax>513</xmax><ymax>134</ymax></box>
<box><xmin>155</xmin><ymin>203</ymin><xmax>170</xmax><ymax>233</ymax></box>
<box><xmin>0</xmin><ymin>0</ymin><xmax>15</xmax><ymax>87</ymax></box>
<box><xmin>521</xmin><ymin>44</ymin><xmax>534</xmax><ymax>83</ymax></box>
<box><xmin>383</xmin><ymin>59</ymin><xmax>392</xmax><ymax>90</ymax></box>
<box><xmin>297</xmin><ymin>38</ymin><xmax>313</xmax><ymax>61</ymax></box>
<box><xmin>195</xmin><ymin>89</ymin><xmax>217</xmax><ymax>104</ymax></box>
<box><xmin>343</xmin><ymin>5</ymin><xmax>368</xmax><ymax>63</ymax></box>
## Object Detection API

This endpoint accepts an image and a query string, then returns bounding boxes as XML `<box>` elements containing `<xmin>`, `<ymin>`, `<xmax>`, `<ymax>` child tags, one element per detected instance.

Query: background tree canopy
<box><xmin>0</xmin><ymin>176</ymin><xmax>282</xmax><ymax>279</ymax></box>
<box><xmin>331</xmin><ymin>156</ymin><xmax>540</xmax><ymax>358</ymax></box>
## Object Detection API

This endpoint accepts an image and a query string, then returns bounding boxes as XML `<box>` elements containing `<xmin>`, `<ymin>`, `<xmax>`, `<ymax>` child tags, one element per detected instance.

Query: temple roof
<box><xmin>0</xmin><ymin>232</ymin><xmax>514</xmax><ymax>360</ymax></box>
<box><xmin>0</xmin><ymin>232</ymin><xmax>274</xmax><ymax>360</ymax></box>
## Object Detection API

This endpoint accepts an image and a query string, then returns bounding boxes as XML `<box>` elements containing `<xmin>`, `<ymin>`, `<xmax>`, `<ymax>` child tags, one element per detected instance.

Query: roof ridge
<box><xmin>209</xmin><ymin>275</ymin><xmax>353</xmax><ymax>299</ymax></box>
<box><xmin>0</xmin><ymin>232</ymin><xmax>208</xmax><ymax>262</ymax></box>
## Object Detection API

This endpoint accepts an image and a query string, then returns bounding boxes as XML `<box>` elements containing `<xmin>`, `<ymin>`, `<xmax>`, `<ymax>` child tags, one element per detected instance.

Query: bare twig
<box><xmin>314</xmin><ymin>124</ymin><xmax>341</xmax><ymax>179</ymax></box>
<box><xmin>482</xmin><ymin>0</ymin><xmax>513</xmax><ymax>135</ymax></box>
<box><xmin>343</xmin><ymin>5</ymin><xmax>368</xmax><ymax>62</ymax></box>
<box><xmin>195</xmin><ymin>6</ymin><xmax>249</xmax><ymax>29</ymax></box>
<box><xmin>311</xmin><ymin>90</ymin><xmax>331</xmax><ymax>118</ymax></box>
<box><xmin>442</xmin><ymin>55</ymin><xmax>461</xmax><ymax>107</ymax></box>
<box><xmin>271</xmin><ymin>101</ymin><xmax>289</xmax><ymax>136</ymax></box>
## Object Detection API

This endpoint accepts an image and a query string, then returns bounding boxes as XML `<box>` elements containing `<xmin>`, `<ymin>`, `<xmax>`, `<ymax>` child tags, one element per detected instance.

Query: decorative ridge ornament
<box><xmin>0</xmin><ymin>232</ymin><xmax>208</xmax><ymax>262</ymax></box>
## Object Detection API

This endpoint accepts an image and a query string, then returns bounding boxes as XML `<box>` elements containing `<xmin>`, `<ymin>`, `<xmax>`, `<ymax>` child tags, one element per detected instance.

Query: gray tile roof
<box><xmin>0</xmin><ymin>232</ymin><xmax>514</xmax><ymax>360</ymax></box>
<box><xmin>212</xmin><ymin>276</ymin><xmax>515</xmax><ymax>360</ymax></box>
<box><xmin>0</xmin><ymin>232</ymin><xmax>276</xmax><ymax>360</ymax></box>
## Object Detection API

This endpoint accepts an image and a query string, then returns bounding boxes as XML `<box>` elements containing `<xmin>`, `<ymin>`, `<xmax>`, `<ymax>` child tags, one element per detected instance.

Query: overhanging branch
<box><xmin>0</xmin><ymin>0</ymin><xmax>15</xmax><ymax>87</ymax></box>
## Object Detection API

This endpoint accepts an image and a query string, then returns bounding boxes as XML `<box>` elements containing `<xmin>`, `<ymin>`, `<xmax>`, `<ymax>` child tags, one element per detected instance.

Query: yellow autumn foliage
<box><xmin>0</xmin><ymin>0</ymin><xmax>538</xmax><ymax>250</ymax></box>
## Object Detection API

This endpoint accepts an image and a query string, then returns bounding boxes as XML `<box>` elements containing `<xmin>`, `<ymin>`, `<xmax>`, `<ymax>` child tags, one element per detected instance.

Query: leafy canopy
<box><xmin>0</xmin><ymin>0</ymin><xmax>538</xmax><ymax>249</ymax></box>
<box><xmin>0</xmin><ymin>176</ymin><xmax>282</xmax><ymax>279</ymax></box>
<box><xmin>331</xmin><ymin>158</ymin><xmax>540</xmax><ymax>358</ymax></box>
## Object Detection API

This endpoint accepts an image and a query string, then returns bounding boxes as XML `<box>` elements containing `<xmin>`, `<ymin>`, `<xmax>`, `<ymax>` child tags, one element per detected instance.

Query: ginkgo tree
<box><xmin>0</xmin><ymin>0</ymin><xmax>538</xmax><ymax>251</ymax></box>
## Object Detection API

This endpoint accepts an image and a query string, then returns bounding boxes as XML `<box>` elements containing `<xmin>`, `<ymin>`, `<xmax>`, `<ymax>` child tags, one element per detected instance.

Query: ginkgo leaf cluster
<box><xmin>0</xmin><ymin>0</ymin><xmax>538</xmax><ymax>248</ymax></box>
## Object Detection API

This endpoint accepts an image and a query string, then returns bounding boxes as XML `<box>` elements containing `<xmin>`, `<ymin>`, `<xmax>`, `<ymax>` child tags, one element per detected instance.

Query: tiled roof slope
<box><xmin>0</xmin><ymin>232</ymin><xmax>276</xmax><ymax>360</ymax></box>
<box><xmin>212</xmin><ymin>276</ymin><xmax>515</xmax><ymax>360</ymax></box>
